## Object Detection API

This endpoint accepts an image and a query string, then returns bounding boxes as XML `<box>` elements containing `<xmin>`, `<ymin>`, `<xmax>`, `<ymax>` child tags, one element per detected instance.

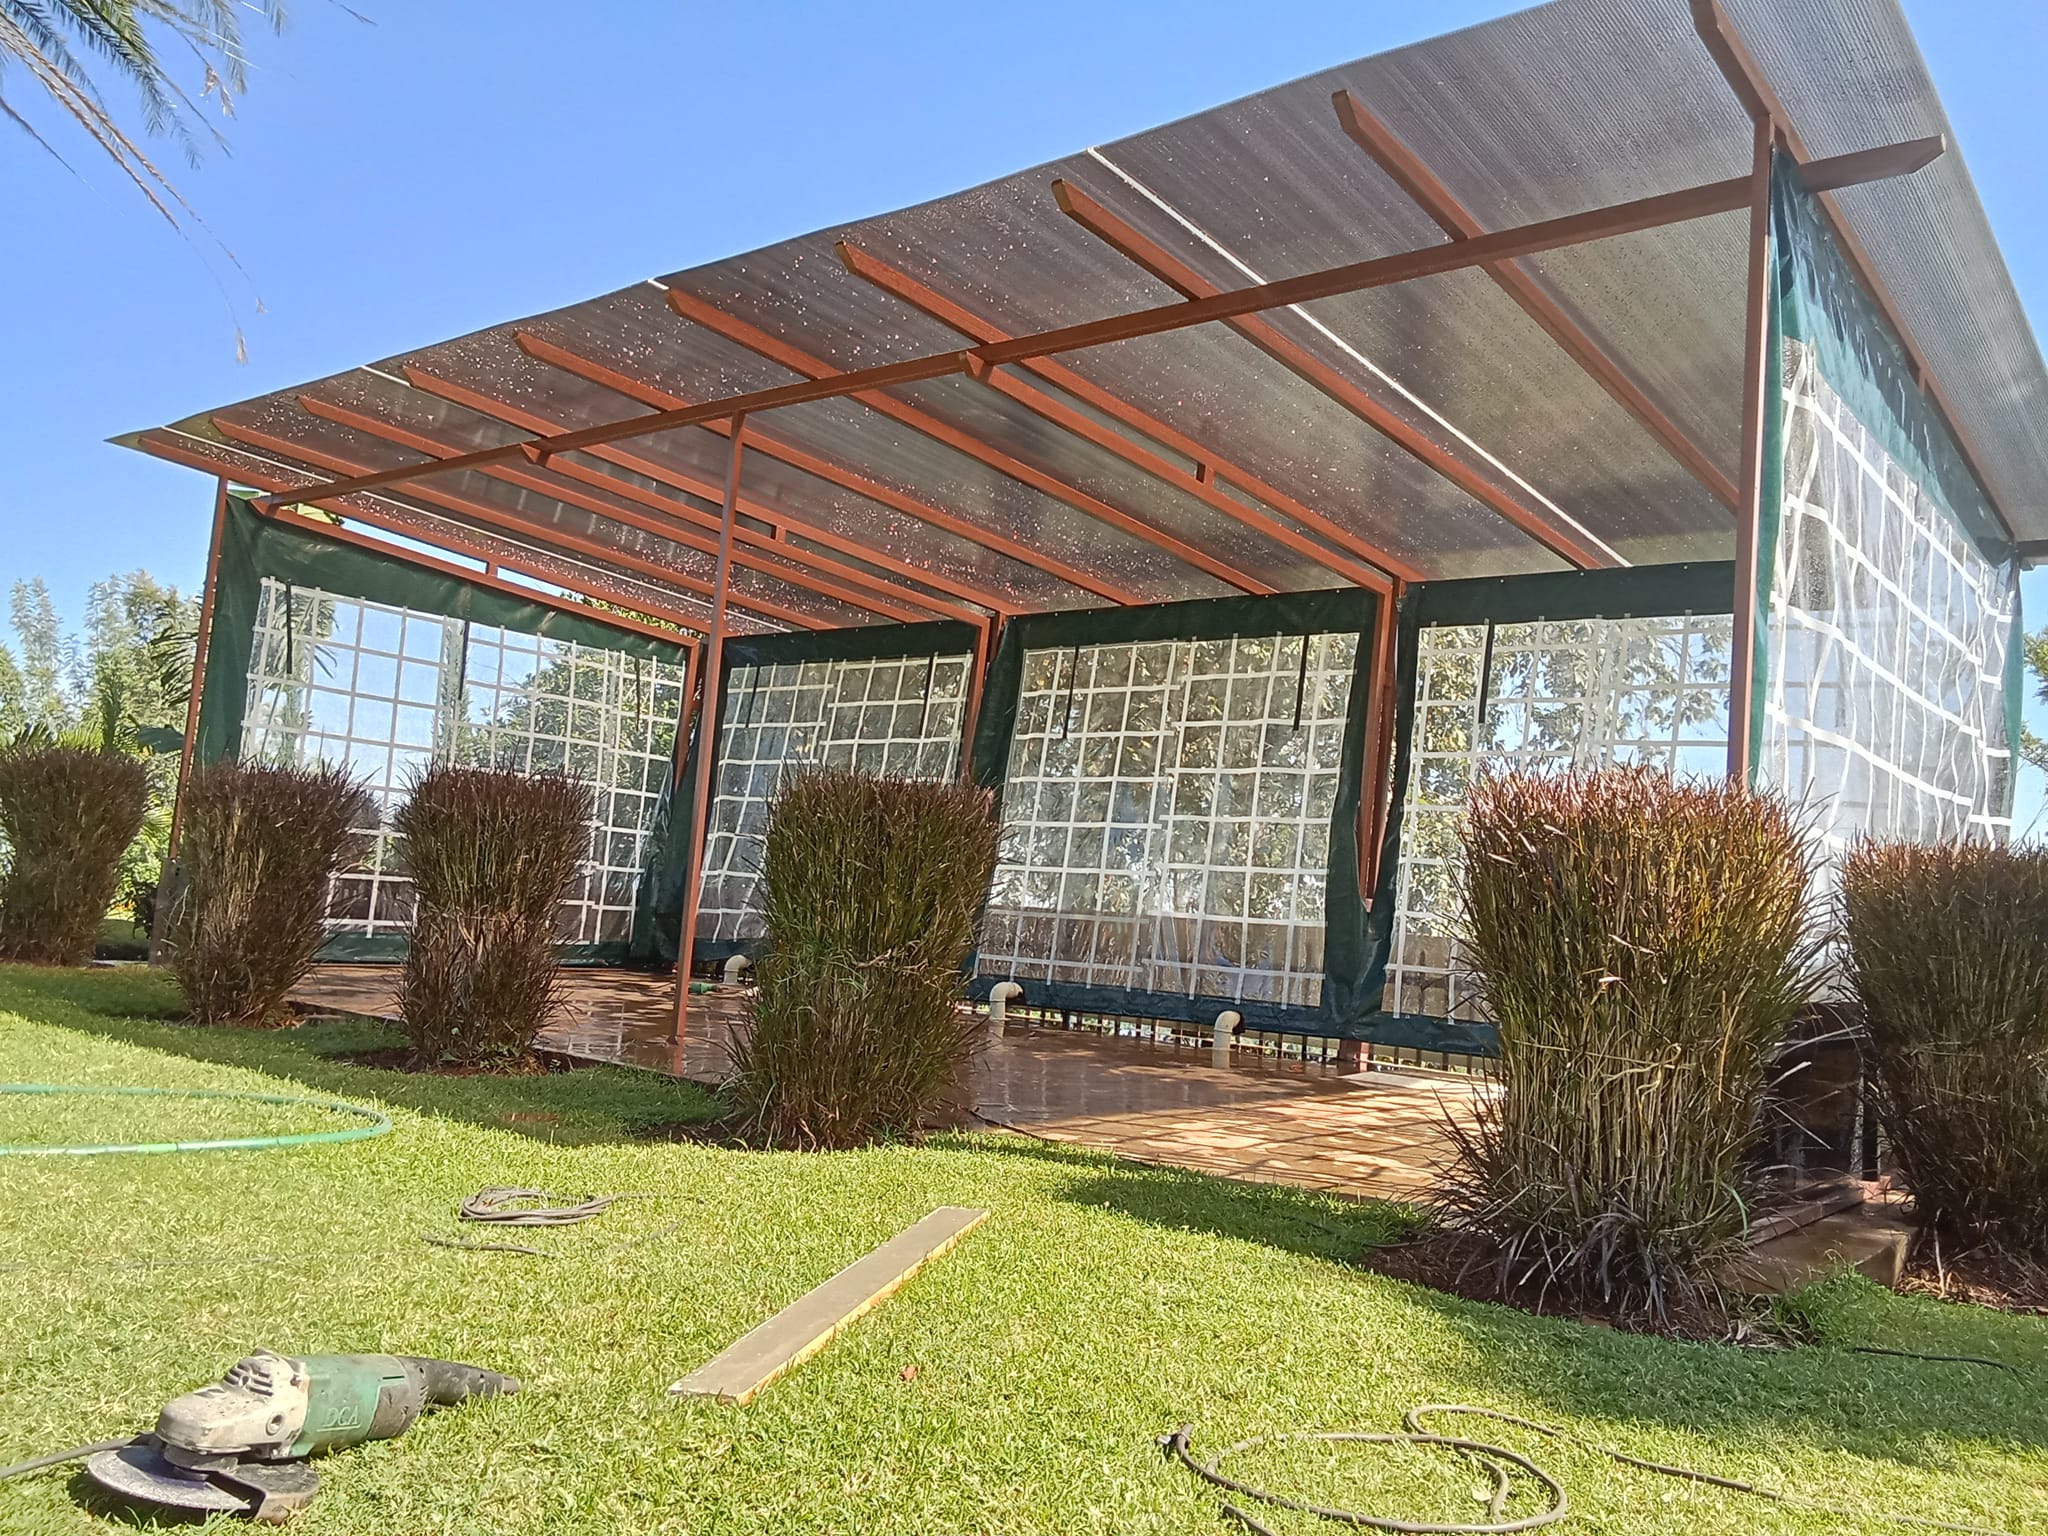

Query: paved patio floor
<box><xmin>290</xmin><ymin>965</ymin><xmax>1471</xmax><ymax>1201</ymax></box>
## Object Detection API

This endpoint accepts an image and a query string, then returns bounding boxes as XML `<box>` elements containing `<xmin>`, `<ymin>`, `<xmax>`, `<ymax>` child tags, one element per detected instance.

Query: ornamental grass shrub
<box><xmin>1840</xmin><ymin>840</ymin><xmax>2048</xmax><ymax>1261</ymax></box>
<box><xmin>1445</xmin><ymin>768</ymin><xmax>1819</xmax><ymax>1322</ymax></box>
<box><xmin>394</xmin><ymin>765</ymin><xmax>590</xmax><ymax>1069</ymax></box>
<box><xmin>0</xmin><ymin>742</ymin><xmax>149</xmax><ymax>966</ymax></box>
<box><xmin>732</xmin><ymin>769</ymin><xmax>1001</xmax><ymax>1150</ymax></box>
<box><xmin>172</xmin><ymin>761</ymin><xmax>375</xmax><ymax>1027</ymax></box>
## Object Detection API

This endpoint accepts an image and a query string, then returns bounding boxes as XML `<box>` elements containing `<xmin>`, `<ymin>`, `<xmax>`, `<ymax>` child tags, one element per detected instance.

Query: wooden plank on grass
<box><xmin>668</xmin><ymin>1206</ymin><xmax>989</xmax><ymax>1405</ymax></box>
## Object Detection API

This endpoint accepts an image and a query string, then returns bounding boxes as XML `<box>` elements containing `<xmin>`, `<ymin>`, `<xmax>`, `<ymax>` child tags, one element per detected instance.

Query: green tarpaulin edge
<box><xmin>723</xmin><ymin>619</ymin><xmax>979</xmax><ymax>670</ymax></box>
<box><xmin>313</xmin><ymin>934</ymin><xmax>628</xmax><ymax>966</ymax></box>
<box><xmin>1768</xmin><ymin>157</ymin><xmax>2022</xmax><ymax>805</ymax></box>
<box><xmin>1771</xmin><ymin>156</ymin><xmax>2011</xmax><ymax>563</ymax></box>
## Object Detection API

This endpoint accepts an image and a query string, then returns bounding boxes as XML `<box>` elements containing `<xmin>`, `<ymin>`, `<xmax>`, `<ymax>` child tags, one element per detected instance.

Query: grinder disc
<box><xmin>86</xmin><ymin>1442</ymin><xmax>254</xmax><ymax>1515</ymax></box>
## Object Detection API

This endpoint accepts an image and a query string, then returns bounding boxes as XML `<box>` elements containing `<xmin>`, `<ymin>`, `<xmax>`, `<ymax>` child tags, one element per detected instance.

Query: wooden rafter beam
<box><xmin>1050</xmin><ymin>176</ymin><xmax>1608</xmax><ymax>570</ymax></box>
<box><xmin>504</xmin><ymin>335</ymin><xmax>1135</xmax><ymax>607</ymax></box>
<box><xmin>833</xmin><ymin>241</ymin><xmax>1427</xmax><ymax>586</ymax></box>
<box><xmin>835</xmin><ymin>242</ymin><xmax>1408</xmax><ymax>593</ymax></box>
<box><xmin>247</xmin><ymin>136</ymin><xmax>1945</xmax><ymax>516</ymax></box>
<box><xmin>482</xmin><ymin>339</ymin><xmax>1061</xmax><ymax>612</ymax></box>
<box><xmin>212</xmin><ymin>416</ymin><xmax>821</xmax><ymax>631</ymax></box>
<box><xmin>135</xmin><ymin>431</ymin><xmax>712</xmax><ymax>642</ymax></box>
<box><xmin>1331</xmin><ymin>89</ymin><xmax>1741</xmax><ymax>514</ymax></box>
<box><xmin>298</xmin><ymin>394</ymin><xmax>944</xmax><ymax>626</ymax></box>
<box><xmin>663</xmin><ymin>289</ymin><xmax>1273</xmax><ymax>595</ymax></box>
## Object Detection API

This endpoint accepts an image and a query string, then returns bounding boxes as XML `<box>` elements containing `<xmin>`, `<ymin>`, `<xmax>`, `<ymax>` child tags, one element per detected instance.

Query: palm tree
<box><xmin>1</xmin><ymin>1</ymin><xmax>288</xmax><ymax>228</ymax></box>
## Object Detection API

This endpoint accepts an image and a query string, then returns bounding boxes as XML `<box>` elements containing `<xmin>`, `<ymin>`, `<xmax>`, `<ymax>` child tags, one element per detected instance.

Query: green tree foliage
<box><xmin>2022</xmin><ymin>623</ymin><xmax>2048</xmax><ymax>777</ymax></box>
<box><xmin>0</xmin><ymin>573</ymin><xmax>198</xmax><ymax>936</ymax></box>
<box><xmin>83</xmin><ymin>570</ymin><xmax>196</xmax><ymax>742</ymax></box>
<box><xmin>4</xmin><ymin>578</ymin><xmax>72</xmax><ymax>732</ymax></box>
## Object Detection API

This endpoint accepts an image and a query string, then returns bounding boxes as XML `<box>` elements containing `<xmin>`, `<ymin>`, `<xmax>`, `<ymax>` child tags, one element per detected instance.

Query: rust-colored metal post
<box><xmin>672</xmin><ymin>639</ymin><xmax>704</xmax><ymax>793</ymax></box>
<box><xmin>154</xmin><ymin>480</ymin><xmax>232</xmax><ymax>962</ymax></box>
<box><xmin>1356</xmin><ymin>586</ymin><xmax>1402</xmax><ymax>907</ymax></box>
<box><xmin>1727</xmin><ymin>117</ymin><xmax>1776</xmax><ymax>785</ymax></box>
<box><xmin>166</xmin><ymin>481</ymin><xmax>231</xmax><ymax>856</ymax></box>
<box><xmin>960</xmin><ymin>615</ymin><xmax>997</xmax><ymax>784</ymax></box>
<box><xmin>674</xmin><ymin>416</ymin><xmax>747</xmax><ymax>1042</ymax></box>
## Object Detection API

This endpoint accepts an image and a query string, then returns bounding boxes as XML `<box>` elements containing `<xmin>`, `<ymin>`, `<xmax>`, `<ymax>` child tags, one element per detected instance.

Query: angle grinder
<box><xmin>9</xmin><ymin>1348</ymin><xmax>517</xmax><ymax>1522</ymax></box>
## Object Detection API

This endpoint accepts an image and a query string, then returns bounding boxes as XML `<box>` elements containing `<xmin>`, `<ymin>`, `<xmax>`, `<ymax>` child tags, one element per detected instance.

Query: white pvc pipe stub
<box><xmin>1211</xmin><ymin>1010</ymin><xmax>1242</xmax><ymax>1068</ymax></box>
<box><xmin>723</xmin><ymin>954</ymin><xmax>754</xmax><ymax>986</ymax></box>
<box><xmin>987</xmin><ymin>982</ymin><xmax>1024</xmax><ymax>1034</ymax></box>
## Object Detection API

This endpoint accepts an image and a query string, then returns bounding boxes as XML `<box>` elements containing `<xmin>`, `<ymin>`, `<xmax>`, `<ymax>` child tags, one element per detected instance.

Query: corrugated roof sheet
<box><xmin>123</xmin><ymin>0</ymin><xmax>2048</xmax><ymax>629</ymax></box>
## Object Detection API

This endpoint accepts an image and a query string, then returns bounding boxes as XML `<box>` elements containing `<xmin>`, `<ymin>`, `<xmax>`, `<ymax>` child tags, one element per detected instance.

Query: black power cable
<box><xmin>1165</xmin><ymin>1405</ymin><xmax>2017</xmax><ymax>1536</ymax></box>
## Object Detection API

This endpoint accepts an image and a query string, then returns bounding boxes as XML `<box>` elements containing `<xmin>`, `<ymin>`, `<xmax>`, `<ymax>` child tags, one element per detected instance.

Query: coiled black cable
<box><xmin>1165</xmin><ymin>1405</ymin><xmax>2017</xmax><ymax>1536</ymax></box>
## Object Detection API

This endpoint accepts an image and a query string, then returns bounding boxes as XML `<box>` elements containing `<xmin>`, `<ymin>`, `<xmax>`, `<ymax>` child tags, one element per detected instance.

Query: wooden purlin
<box><xmin>483</xmin><ymin>342</ymin><xmax>1105</xmax><ymax>614</ymax></box>
<box><xmin>833</xmin><ymin>240</ymin><xmax>1427</xmax><ymax>586</ymax></box>
<box><xmin>1330</xmin><ymin>88</ymin><xmax>1740</xmax><ymax>514</ymax></box>
<box><xmin>296</xmin><ymin>394</ymin><xmax>941</xmax><ymax>626</ymax></box>
<box><xmin>1048</xmin><ymin>176</ymin><xmax>1608</xmax><ymax>572</ymax></box>
<box><xmin>663</xmin><ymin>288</ymin><xmax>1275</xmax><ymax>596</ymax></box>
<box><xmin>133</xmin><ymin>431</ymin><xmax>716</xmax><ymax>641</ymax></box>
<box><xmin>211</xmin><ymin>415</ymin><xmax>824</xmax><ymax>631</ymax></box>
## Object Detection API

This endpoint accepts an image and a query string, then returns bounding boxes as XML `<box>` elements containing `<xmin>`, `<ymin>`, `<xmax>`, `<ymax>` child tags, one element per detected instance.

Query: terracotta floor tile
<box><xmin>291</xmin><ymin>964</ymin><xmax>1474</xmax><ymax>1202</ymax></box>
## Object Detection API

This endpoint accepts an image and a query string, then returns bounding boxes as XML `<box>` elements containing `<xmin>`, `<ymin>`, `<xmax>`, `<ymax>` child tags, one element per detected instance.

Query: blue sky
<box><xmin>1</xmin><ymin>0</ymin><xmax>2041</xmax><ymax>827</ymax></box>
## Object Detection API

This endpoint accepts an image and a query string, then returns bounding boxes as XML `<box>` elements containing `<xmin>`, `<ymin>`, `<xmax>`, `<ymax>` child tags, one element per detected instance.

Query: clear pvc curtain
<box><xmin>977</xmin><ymin>631</ymin><xmax>1360</xmax><ymax>1011</ymax></box>
<box><xmin>1756</xmin><ymin>155</ymin><xmax>2022</xmax><ymax>855</ymax></box>
<box><xmin>968</xmin><ymin>589</ymin><xmax>1380</xmax><ymax>1033</ymax></box>
<box><xmin>1382</xmin><ymin>610</ymin><xmax>1733</xmax><ymax>1022</ymax></box>
<box><xmin>235</xmin><ymin>576</ymin><xmax>690</xmax><ymax>957</ymax></box>
<box><xmin>204</xmin><ymin>501</ymin><xmax>695</xmax><ymax>962</ymax></box>
<box><xmin>692</xmin><ymin>648</ymin><xmax>974</xmax><ymax>952</ymax></box>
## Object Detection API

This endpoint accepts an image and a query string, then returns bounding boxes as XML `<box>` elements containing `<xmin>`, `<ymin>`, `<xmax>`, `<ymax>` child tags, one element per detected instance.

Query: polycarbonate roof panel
<box><xmin>383</xmin><ymin>324</ymin><xmax>1111</xmax><ymax>610</ymax></box>
<box><xmin>130</xmin><ymin>427</ymin><xmax>765</xmax><ymax>634</ymax></box>
<box><xmin>126</xmin><ymin>0</ymin><xmax>2048</xmax><ymax>619</ymax></box>
<box><xmin>1726</xmin><ymin>0</ymin><xmax>2048</xmax><ymax>537</ymax></box>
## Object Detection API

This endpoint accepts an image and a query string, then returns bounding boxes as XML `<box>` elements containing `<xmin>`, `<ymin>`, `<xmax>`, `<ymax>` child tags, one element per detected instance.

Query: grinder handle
<box><xmin>402</xmin><ymin>1358</ymin><xmax>521</xmax><ymax>1406</ymax></box>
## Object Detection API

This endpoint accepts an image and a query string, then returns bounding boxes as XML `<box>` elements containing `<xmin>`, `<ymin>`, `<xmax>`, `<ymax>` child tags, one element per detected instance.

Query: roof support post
<box><xmin>676</xmin><ymin>416</ymin><xmax>747</xmax><ymax>1042</ymax></box>
<box><xmin>154</xmin><ymin>479</ymin><xmax>232</xmax><ymax>962</ymax></box>
<box><xmin>1357</xmin><ymin>585</ymin><xmax>1402</xmax><ymax>907</ymax></box>
<box><xmin>1727</xmin><ymin>117</ymin><xmax>1775</xmax><ymax>785</ymax></box>
<box><xmin>961</xmin><ymin>614</ymin><xmax>997</xmax><ymax>785</ymax></box>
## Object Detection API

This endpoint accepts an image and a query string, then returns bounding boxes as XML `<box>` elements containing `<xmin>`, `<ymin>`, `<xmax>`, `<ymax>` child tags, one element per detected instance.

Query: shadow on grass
<box><xmin>0</xmin><ymin>964</ymin><xmax>725</xmax><ymax>1146</ymax></box>
<box><xmin>947</xmin><ymin>1130</ymin><xmax>1421</xmax><ymax>1264</ymax></box>
<box><xmin>955</xmin><ymin>1128</ymin><xmax>2048</xmax><ymax>1481</ymax></box>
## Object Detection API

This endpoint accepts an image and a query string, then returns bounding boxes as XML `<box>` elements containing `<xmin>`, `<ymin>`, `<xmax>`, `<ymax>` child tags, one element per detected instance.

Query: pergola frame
<box><xmin>151</xmin><ymin>3</ymin><xmax>2004</xmax><ymax>1046</ymax></box>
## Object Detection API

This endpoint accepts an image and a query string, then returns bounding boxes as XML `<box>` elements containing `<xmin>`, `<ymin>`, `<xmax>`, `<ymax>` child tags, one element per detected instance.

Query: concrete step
<box><xmin>1723</xmin><ymin>1205</ymin><xmax>1915</xmax><ymax>1295</ymax></box>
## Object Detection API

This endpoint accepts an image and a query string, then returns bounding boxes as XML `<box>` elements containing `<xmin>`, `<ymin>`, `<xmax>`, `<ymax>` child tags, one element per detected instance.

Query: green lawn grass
<box><xmin>2</xmin><ymin>965</ymin><xmax>2045</xmax><ymax>1534</ymax></box>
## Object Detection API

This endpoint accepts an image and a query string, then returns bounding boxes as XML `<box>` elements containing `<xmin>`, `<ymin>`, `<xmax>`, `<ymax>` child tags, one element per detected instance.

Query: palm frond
<box><xmin>0</xmin><ymin>0</ymin><xmax>287</xmax><ymax>223</ymax></box>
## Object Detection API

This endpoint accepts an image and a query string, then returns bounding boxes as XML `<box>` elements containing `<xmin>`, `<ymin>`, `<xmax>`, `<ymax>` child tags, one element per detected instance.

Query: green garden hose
<box><xmin>0</xmin><ymin>1084</ymin><xmax>391</xmax><ymax>1157</ymax></box>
